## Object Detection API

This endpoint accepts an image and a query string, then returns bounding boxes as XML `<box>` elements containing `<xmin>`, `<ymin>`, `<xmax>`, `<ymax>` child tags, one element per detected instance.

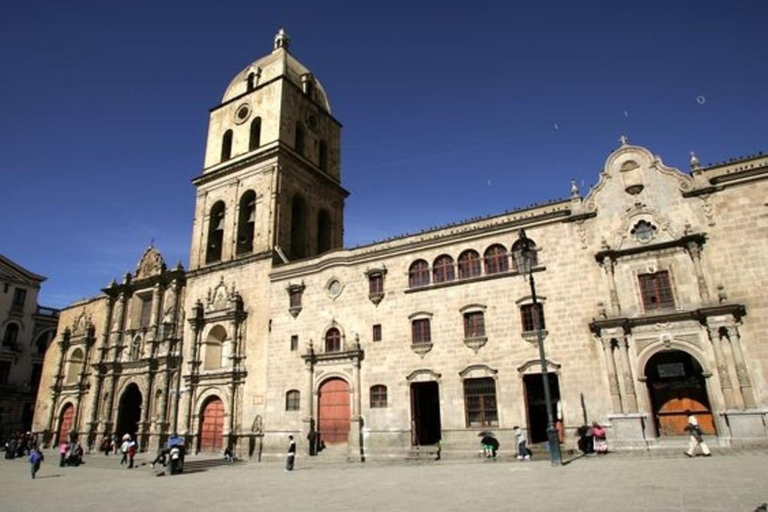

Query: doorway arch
<box><xmin>57</xmin><ymin>403</ymin><xmax>75</xmax><ymax>444</ymax></box>
<box><xmin>199</xmin><ymin>396</ymin><xmax>225</xmax><ymax>452</ymax></box>
<box><xmin>116</xmin><ymin>383</ymin><xmax>142</xmax><ymax>441</ymax></box>
<box><xmin>645</xmin><ymin>350</ymin><xmax>715</xmax><ymax>436</ymax></box>
<box><xmin>318</xmin><ymin>377</ymin><xmax>350</xmax><ymax>445</ymax></box>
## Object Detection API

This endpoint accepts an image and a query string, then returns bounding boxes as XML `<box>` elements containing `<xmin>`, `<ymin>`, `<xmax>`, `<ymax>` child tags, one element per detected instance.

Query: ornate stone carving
<box><xmin>700</xmin><ymin>195</ymin><xmax>716</xmax><ymax>226</ymax></box>
<box><xmin>464</xmin><ymin>336</ymin><xmax>488</xmax><ymax>353</ymax></box>
<box><xmin>575</xmin><ymin>220</ymin><xmax>588</xmax><ymax>249</ymax></box>
<box><xmin>410</xmin><ymin>342</ymin><xmax>433</xmax><ymax>358</ymax></box>
<box><xmin>135</xmin><ymin>246</ymin><xmax>166</xmax><ymax>279</ymax></box>
<box><xmin>717</xmin><ymin>364</ymin><xmax>733</xmax><ymax>388</ymax></box>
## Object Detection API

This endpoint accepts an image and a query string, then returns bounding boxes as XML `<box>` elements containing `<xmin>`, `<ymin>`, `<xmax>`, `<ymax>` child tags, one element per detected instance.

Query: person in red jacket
<box><xmin>127</xmin><ymin>440</ymin><xmax>137</xmax><ymax>468</ymax></box>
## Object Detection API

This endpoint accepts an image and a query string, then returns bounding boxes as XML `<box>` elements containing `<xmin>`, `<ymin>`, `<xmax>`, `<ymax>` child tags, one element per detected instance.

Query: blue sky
<box><xmin>1</xmin><ymin>1</ymin><xmax>766</xmax><ymax>308</ymax></box>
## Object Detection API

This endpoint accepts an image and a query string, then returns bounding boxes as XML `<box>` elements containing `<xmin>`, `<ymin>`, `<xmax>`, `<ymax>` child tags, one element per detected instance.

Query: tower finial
<box><xmin>619</xmin><ymin>134</ymin><xmax>629</xmax><ymax>146</ymax></box>
<box><xmin>689</xmin><ymin>151</ymin><xmax>700</xmax><ymax>170</ymax></box>
<box><xmin>570</xmin><ymin>179</ymin><xmax>580</xmax><ymax>198</ymax></box>
<box><xmin>274</xmin><ymin>28</ymin><xmax>291</xmax><ymax>51</ymax></box>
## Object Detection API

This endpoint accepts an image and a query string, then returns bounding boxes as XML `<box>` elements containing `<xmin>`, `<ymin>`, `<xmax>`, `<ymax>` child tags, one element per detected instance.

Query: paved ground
<box><xmin>0</xmin><ymin>449</ymin><xmax>766</xmax><ymax>512</ymax></box>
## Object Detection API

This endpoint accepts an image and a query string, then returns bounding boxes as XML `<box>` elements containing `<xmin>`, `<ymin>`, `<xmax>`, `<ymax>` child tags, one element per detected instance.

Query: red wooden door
<box><xmin>655</xmin><ymin>391</ymin><xmax>715</xmax><ymax>436</ymax></box>
<box><xmin>58</xmin><ymin>404</ymin><xmax>74</xmax><ymax>443</ymax></box>
<box><xmin>199</xmin><ymin>398</ymin><xmax>224</xmax><ymax>452</ymax></box>
<box><xmin>318</xmin><ymin>378</ymin><xmax>350</xmax><ymax>444</ymax></box>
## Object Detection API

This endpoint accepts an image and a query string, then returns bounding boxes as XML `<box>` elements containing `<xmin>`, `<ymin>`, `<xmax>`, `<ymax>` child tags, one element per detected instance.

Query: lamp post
<box><xmin>514</xmin><ymin>229</ymin><xmax>562</xmax><ymax>466</ymax></box>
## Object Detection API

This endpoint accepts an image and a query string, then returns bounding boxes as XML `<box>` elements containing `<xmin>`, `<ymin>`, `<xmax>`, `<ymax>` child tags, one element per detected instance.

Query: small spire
<box><xmin>619</xmin><ymin>134</ymin><xmax>629</xmax><ymax>146</ymax></box>
<box><xmin>570</xmin><ymin>179</ymin><xmax>580</xmax><ymax>198</ymax></box>
<box><xmin>690</xmin><ymin>151</ymin><xmax>700</xmax><ymax>170</ymax></box>
<box><xmin>274</xmin><ymin>28</ymin><xmax>290</xmax><ymax>51</ymax></box>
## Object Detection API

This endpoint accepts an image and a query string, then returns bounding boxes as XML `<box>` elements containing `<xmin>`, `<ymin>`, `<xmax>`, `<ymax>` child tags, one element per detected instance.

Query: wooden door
<box><xmin>199</xmin><ymin>398</ymin><xmax>224</xmax><ymax>452</ymax></box>
<box><xmin>318</xmin><ymin>378</ymin><xmax>350</xmax><ymax>444</ymax></box>
<box><xmin>654</xmin><ymin>389</ymin><xmax>715</xmax><ymax>436</ymax></box>
<box><xmin>58</xmin><ymin>403</ymin><xmax>74</xmax><ymax>443</ymax></box>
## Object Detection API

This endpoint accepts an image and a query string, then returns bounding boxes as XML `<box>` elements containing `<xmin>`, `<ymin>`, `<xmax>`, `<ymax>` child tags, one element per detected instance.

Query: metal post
<box><xmin>530</xmin><ymin>272</ymin><xmax>562</xmax><ymax>466</ymax></box>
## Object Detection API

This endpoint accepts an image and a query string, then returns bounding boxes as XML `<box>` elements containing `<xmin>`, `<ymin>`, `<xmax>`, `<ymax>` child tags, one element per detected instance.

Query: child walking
<box><xmin>28</xmin><ymin>446</ymin><xmax>44</xmax><ymax>479</ymax></box>
<box><xmin>513</xmin><ymin>426</ymin><xmax>531</xmax><ymax>461</ymax></box>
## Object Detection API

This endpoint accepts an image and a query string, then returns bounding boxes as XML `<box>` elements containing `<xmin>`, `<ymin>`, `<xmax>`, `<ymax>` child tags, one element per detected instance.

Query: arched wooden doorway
<box><xmin>199</xmin><ymin>397</ymin><xmax>225</xmax><ymax>452</ymax></box>
<box><xmin>57</xmin><ymin>403</ymin><xmax>75</xmax><ymax>444</ymax></box>
<box><xmin>116</xmin><ymin>383</ymin><xmax>142</xmax><ymax>441</ymax></box>
<box><xmin>318</xmin><ymin>378</ymin><xmax>350</xmax><ymax>445</ymax></box>
<box><xmin>645</xmin><ymin>350</ymin><xmax>715</xmax><ymax>436</ymax></box>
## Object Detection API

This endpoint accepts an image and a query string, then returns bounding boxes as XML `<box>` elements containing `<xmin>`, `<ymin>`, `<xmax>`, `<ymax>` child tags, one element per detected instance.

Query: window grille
<box><xmin>458</xmin><ymin>250</ymin><xmax>482</xmax><ymax>279</ymax></box>
<box><xmin>412</xmin><ymin>319</ymin><xmax>431</xmax><ymax>344</ymax></box>
<box><xmin>484</xmin><ymin>245</ymin><xmax>509</xmax><ymax>274</ymax></box>
<box><xmin>325</xmin><ymin>328</ymin><xmax>341</xmax><ymax>352</ymax></box>
<box><xmin>372</xmin><ymin>324</ymin><xmax>382</xmax><ymax>342</ymax></box>
<box><xmin>521</xmin><ymin>303</ymin><xmax>545</xmax><ymax>332</ymax></box>
<box><xmin>370</xmin><ymin>385</ymin><xmax>388</xmax><ymax>408</ymax></box>
<box><xmin>369</xmin><ymin>273</ymin><xmax>384</xmax><ymax>295</ymax></box>
<box><xmin>286</xmin><ymin>390</ymin><xmax>300</xmax><ymax>411</ymax></box>
<box><xmin>639</xmin><ymin>271</ymin><xmax>675</xmax><ymax>311</ymax></box>
<box><xmin>464</xmin><ymin>377</ymin><xmax>498</xmax><ymax>427</ymax></box>
<box><xmin>464</xmin><ymin>312</ymin><xmax>486</xmax><ymax>338</ymax></box>
<box><xmin>409</xmin><ymin>260</ymin><xmax>430</xmax><ymax>288</ymax></box>
<box><xmin>433</xmin><ymin>255</ymin><xmax>455</xmax><ymax>283</ymax></box>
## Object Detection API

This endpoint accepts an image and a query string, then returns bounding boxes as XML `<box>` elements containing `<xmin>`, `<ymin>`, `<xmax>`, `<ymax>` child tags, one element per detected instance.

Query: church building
<box><xmin>33</xmin><ymin>31</ymin><xmax>768</xmax><ymax>459</ymax></box>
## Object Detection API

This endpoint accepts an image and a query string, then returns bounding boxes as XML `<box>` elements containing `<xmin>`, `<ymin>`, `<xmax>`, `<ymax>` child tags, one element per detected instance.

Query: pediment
<box><xmin>584</xmin><ymin>143</ymin><xmax>694</xmax><ymax>216</ymax></box>
<box><xmin>135</xmin><ymin>246</ymin><xmax>166</xmax><ymax>280</ymax></box>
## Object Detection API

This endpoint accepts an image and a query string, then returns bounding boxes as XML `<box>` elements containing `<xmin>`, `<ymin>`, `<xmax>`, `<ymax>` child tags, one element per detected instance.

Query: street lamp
<box><xmin>514</xmin><ymin>229</ymin><xmax>562</xmax><ymax>466</ymax></box>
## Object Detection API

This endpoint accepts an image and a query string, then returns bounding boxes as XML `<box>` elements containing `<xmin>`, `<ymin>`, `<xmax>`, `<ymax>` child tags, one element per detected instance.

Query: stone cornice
<box><xmin>594</xmin><ymin>234</ymin><xmax>706</xmax><ymax>262</ymax></box>
<box><xmin>589</xmin><ymin>303</ymin><xmax>746</xmax><ymax>335</ymax></box>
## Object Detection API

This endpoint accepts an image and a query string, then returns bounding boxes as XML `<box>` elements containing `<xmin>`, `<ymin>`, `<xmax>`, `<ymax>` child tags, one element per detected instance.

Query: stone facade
<box><xmin>33</xmin><ymin>32</ymin><xmax>768</xmax><ymax>459</ymax></box>
<box><xmin>0</xmin><ymin>255</ymin><xmax>58</xmax><ymax>440</ymax></box>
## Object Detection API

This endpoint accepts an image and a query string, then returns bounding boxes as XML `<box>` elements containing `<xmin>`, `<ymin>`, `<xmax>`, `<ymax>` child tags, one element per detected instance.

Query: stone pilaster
<box><xmin>707</xmin><ymin>327</ymin><xmax>737</xmax><ymax>409</ymax></box>
<box><xmin>686</xmin><ymin>241</ymin><xmax>711</xmax><ymax>303</ymax></box>
<box><xmin>600</xmin><ymin>337</ymin><xmax>623</xmax><ymax>413</ymax></box>
<box><xmin>617</xmin><ymin>337</ymin><xmax>638</xmax><ymax>413</ymax></box>
<box><xmin>600</xmin><ymin>257</ymin><xmax>621</xmax><ymax>316</ymax></box>
<box><xmin>726</xmin><ymin>327</ymin><xmax>756</xmax><ymax>408</ymax></box>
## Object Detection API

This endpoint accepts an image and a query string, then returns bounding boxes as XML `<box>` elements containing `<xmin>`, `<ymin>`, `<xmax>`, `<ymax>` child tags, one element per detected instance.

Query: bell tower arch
<box><xmin>189</xmin><ymin>29</ymin><xmax>347</xmax><ymax>271</ymax></box>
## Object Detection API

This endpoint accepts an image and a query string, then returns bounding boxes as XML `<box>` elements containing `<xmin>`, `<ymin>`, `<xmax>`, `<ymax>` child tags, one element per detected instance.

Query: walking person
<box><xmin>28</xmin><ymin>446</ymin><xmax>44</xmax><ymax>479</ymax></box>
<box><xmin>127</xmin><ymin>440</ymin><xmax>137</xmax><ymax>468</ymax></box>
<box><xmin>684</xmin><ymin>410</ymin><xmax>711</xmax><ymax>457</ymax></box>
<box><xmin>120</xmin><ymin>436</ymin><xmax>131</xmax><ymax>465</ymax></box>
<box><xmin>285</xmin><ymin>435</ymin><xmax>296</xmax><ymax>471</ymax></box>
<box><xmin>59</xmin><ymin>439</ymin><xmax>69</xmax><ymax>467</ymax></box>
<box><xmin>513</xmin><ymin>426</ymin><xmax>531</xmax><ymax>461</ymax></box>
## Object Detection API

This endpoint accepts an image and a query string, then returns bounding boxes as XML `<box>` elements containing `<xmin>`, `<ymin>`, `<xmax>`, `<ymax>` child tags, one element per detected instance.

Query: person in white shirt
<box><xmin>684</xmin><ymin>410</ymin><xmax>711</xmax><ymax>457</ymax></box>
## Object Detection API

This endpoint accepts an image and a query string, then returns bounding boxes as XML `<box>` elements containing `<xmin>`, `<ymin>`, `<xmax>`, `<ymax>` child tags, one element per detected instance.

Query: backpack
<box><xmin>28</xmin><ymin>451</ymin><xmax>42</xmax><ymax>464</ymax></box>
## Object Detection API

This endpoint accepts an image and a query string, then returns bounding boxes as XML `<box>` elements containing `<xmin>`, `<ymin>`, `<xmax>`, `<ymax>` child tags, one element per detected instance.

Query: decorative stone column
<box><xmin>707</xmin><ymin>327</ymin><xmax>737</xmax><ymax>409</ymax></box>
<box><xmin>600</xmin><ymin>337</ymin><xmax>623</xmax><ymax>413</ymax></box>
<box><xmin>725</xmin><ymin>327</ymin><xmax>756</xmax><ymax>408</ymax></box>
<box><xmin>686</xmin><ymin>241</ymin><xmax>711</xmax><ymax>303</ymax></box>
<box><xmin>617</xmin><ymin>337</ymin><xmax>638</xmax><ymax>413</ymax></box>
<box><xmin>45</xmin><ymin>328</ymin><xmax>71</xmax><ymax>443</ymax></box>
<box><xmin>148</xmin><ymin>282</ymin><xmax>163</xmax><ymax>345</ymax></box>
<box><xmin>599</xmin><ymin>257</ymin><xmax>621</xmax><ymax>316</ymax></box>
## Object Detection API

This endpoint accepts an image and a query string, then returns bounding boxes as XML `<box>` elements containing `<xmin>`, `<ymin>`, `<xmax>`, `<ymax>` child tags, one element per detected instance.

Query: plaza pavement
<box><xmin>0</xmin><ymin>449</ymin><xmax>766</xmax><ymax>512</ymax></box>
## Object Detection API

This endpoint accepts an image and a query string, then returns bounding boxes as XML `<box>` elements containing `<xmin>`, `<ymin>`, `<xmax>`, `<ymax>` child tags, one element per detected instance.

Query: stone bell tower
<box><xmin>189</xmin><ymin>29</ymin><xmax>347</xmax><ymax>271</ymax></box>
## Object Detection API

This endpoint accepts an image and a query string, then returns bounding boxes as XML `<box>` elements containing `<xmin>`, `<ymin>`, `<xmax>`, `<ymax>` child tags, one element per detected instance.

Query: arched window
<box><xmin>2</xmin><ymin>323</ymin><xmax>19</xmax><ymax>347</ymax></box>
<box><xmin>317</xmin><ymin>209</ymin><xmax>332</xmax><ymax>255</ymax></box>
<box><xmin>318</xmin><ymin>140</ymin><xmax>328</xmax><ymax>171</ymax></box>
<box><xmin>285</xmin><ymin>390</ymin><xmax>300</xmax><ymax>411</ymax></box>
<box><xmin>408</xmin><ymin>260</ymin><xmax>430</xmax><ymax>288</ymax></box>
<box><xmin>484</xmin><ymin>244</ymin><xmax>509</xmax><ymax>275</ymax></box>
<box><xmin>249</xmin><ymin>117</ymin><xmax>261</xmax><ymax>151</ymax></box>
<box><xmin>295</xmin><ymin>123</ymin><xmax>305</xmax><ymax>156</ymax></box>
<box><xmin>511</xmin><ymin>238</ymin><xmax>538</xmax><ymax>271</ymax></box>
<box><xmin>433</xmin><ymin>255</ymin><xmax>455</xmax><ymax>284</ymax></box>
<box><xmin>206</xmin><ymin>201</ymin><xmax>226</xmax><ymax>264</ymax></box>
<box><xmin>325</xmin><ymin>327</ymin><xmax>341</xmax><ymax>353</ymax></box>
<box><xmin>246</xmin><ymin>72</ymin><xmax>255</xmax><ymax>92</ymax></box>
<box><xmin>370</xmin><ymin>385</ymin><xmax>388</xmax><ymax>408</ymax></box>
<box><xmin>290</xmin><ymin>194</ymin><xmax>307</xmax><ymax>259</ymax></box>
<box><xmin>221</xmin><ymin>130</ymin><xmax>233</xmax><ymax>162</ymax></box>
<box><xmin>236</xmin><ymin>191</ymin><xmax>256</xmax><ymax>255</ymax></box>
<box><xmin>204</xmin><ymin>325</ymin><xmax>227</xmax><ymax>370</ymax></box>
<box><xmin>458</xmin><ymin>250</ymin><xmax>481</xmax><ymax>279</ymax></box>
<box><xmin>66</xmin><ymin>348</ymin><xmax>84</xmax><ymax>384</ymax></box>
